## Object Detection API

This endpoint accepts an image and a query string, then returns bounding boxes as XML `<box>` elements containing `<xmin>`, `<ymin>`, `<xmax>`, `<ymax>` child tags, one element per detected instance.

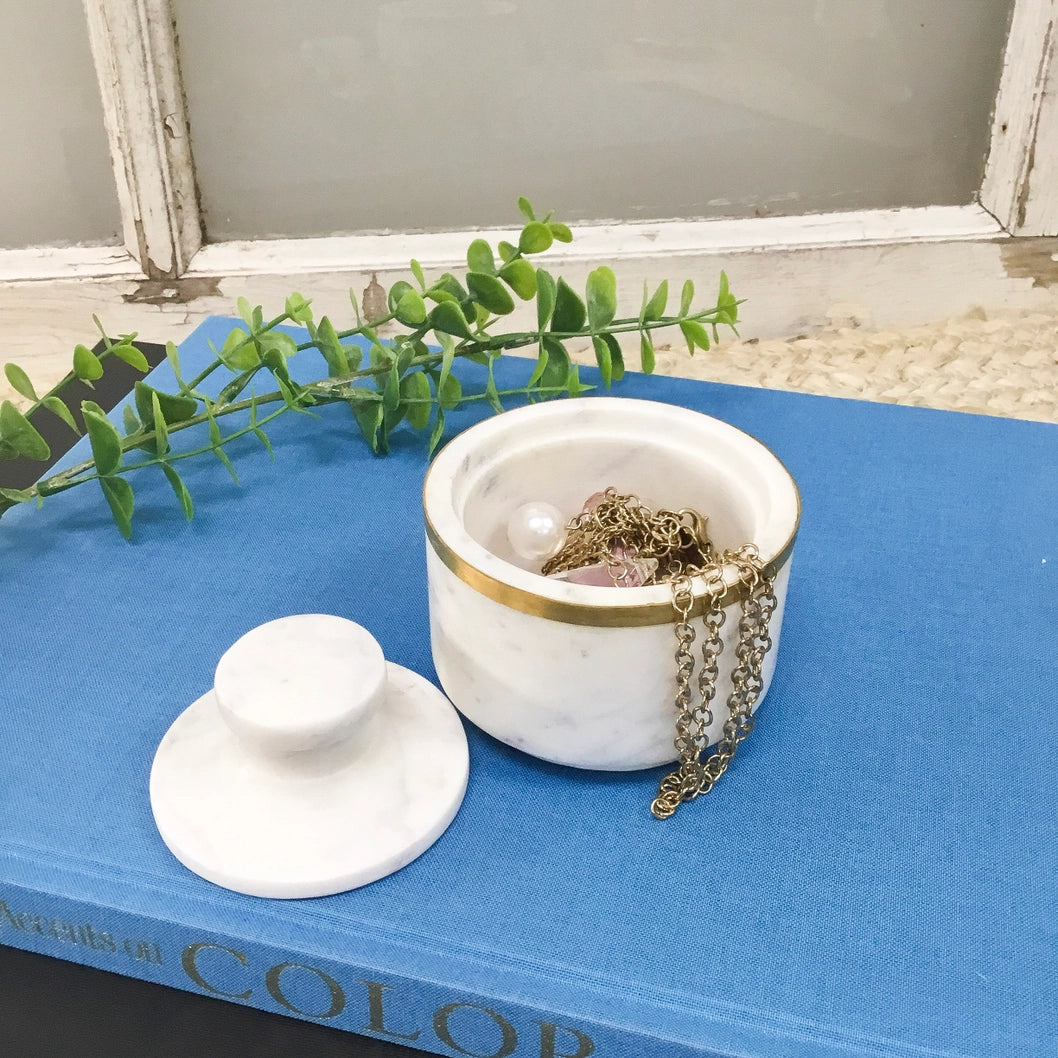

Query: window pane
<box><xmin>0</xmin><ymin>0</ymin><xmax>120</xmax><ymax>248</ymax></box>
<box><xmin>174</xmin><ymin>0</ymin><xmax>1013</xmax><ymax>239</ymax></box>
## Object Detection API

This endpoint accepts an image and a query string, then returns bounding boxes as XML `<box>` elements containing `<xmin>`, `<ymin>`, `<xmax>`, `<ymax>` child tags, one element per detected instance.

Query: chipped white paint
<box><xmin>191</xmin><ymin>205</ymin><xmax>1002</xmax><ymax>278</ymax></box>
<box><xmin>0</xmin><ymin>245</ymin><xmax>141</xmax><ymax>283</ymax></box>
<box><xmin>81</xmin><ymin>0</ymin><xmax>201</xmax><ymax>277</ymax></box>
<box><xmin>980</xmin><ymin>0</ymin><xmax>1058</xmax><ymax>235</ymax></box>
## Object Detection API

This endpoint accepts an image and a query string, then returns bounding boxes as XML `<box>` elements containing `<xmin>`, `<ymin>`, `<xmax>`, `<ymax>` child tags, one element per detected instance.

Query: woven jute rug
<box><xmin>643</xmin><ymin>305</ymin><xmax>1058</xmax><ymax>425</ymax></box>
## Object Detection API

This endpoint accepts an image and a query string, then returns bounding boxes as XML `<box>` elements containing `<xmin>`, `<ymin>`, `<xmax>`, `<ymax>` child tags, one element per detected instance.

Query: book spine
<box><xmin>0</xmin><ymin>878</ymin><xmax>723</xmax><ymax>1058</ymax></box>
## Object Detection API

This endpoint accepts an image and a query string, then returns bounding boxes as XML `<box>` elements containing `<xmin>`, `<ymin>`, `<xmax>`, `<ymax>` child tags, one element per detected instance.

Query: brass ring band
<box><xmin>424</xmin><ymin>518</ymin><xmax>798</xmax><ymax>629</ymax></box>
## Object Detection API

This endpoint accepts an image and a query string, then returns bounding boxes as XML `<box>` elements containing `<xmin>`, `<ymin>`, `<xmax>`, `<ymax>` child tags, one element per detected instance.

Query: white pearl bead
<box><xmin>506</xmin><ymin>501</ymin><xmax>567</xmax><ymax>562</ymax></box>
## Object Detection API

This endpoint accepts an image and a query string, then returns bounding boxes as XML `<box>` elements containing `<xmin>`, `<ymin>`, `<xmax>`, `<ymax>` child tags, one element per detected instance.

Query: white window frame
<box><xmin>1</xmin><ymin>0</ymin><xmax>1055</xmax><ymax>338</ymax></box>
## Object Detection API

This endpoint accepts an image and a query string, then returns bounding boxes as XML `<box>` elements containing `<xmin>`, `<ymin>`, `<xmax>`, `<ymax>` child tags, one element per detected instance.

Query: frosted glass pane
<box><xmin>175</xmin><ymin>0</ymin><xmax>1012</xmax><ymax>239</ymax></box>
<box><xmin>0</xmin><ymin>0</ymin><xmax>120</xmax><ymax>248</ymax></box>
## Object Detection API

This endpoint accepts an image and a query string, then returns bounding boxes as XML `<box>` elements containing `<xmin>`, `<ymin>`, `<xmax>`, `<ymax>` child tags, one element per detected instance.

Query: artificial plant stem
<box><xmin>36</xmin><ymin>404</ymin><xmax>294</xmax><ymax>496</ymax></box>
<box><xmin>30</xmin><ymin>304</ymin><xmax>725</xmax><ymax>498</ymax></box>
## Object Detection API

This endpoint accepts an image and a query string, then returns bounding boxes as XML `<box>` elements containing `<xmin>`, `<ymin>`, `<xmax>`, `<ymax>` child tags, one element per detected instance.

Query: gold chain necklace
<box><xmin>542</xmin><ymin>489</ymin><xmax>777</xmax><ymax>819</ymax></box>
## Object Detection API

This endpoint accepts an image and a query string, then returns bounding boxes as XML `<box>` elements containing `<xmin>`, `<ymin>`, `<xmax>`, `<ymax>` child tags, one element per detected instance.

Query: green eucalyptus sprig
<box><xmin>0</xmin><ymin>199</ymin><xmax>741</xmax><ymax>537</ymax></box>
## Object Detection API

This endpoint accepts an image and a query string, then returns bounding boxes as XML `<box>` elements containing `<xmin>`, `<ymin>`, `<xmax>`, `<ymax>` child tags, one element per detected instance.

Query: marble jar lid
<box><xmin>149</xmin><ymin>614</ymin><xmax>469</xmax><ymax>898</ymax></box>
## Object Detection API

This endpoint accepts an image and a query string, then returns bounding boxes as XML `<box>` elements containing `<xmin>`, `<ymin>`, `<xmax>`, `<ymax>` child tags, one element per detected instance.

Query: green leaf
<box><xmin>236</xmin><ymin>296</ymin><xmax>256</xmax><ymax>328</ymax></box>
<box><xmin>0</xmin><ymin>486</ymin><xmax>35</xmax><ymax>504</ymax></box>
<box><xmin>82</xmin><ymin>405</ymin><xmax>123</xmax><ymax>476</ymax></box>
<box><xmin>161</xmin><ymin>463</ymin><xmax>194</xmax><ymax>520</ymax></box>
<box><xmin>549</xmin><ymin>222</ymin><xmax>573</xmax><ymax>243</ymax></box>
<box><xmin>497</xmin><ymin>241</ymin><xmax>518</xmax><ymax>263</ymax></box>
<box><xmin>410</xmin><ymin>259</ymin><xmax>426</xmax><ymax>290</ymax></box>
<box><xmin>382</xmin><ymin>361</ymin><xmax>401</xmax><ymax>412</ymax></box>
<box><xmin>540</xmin><ymin>337</ymin><xmax>570</xmax><ymax>388</ymax></box>
<box><xmin>517</xmin><ymin>196</ymin><xmax>536</xmax><ymax>221</ymax></box>
<box><xmin>643</xmin><ymin>280</ymin><xmax>669</xmax><ymax>322</ymax></box>
<box><xmin>498</xmin><ymin>259</ymin><xmax>536</xmax><ymax>300</ymax></box>
<box><xmin>602</xmin><ymin>332</ymin><xmax>624</xmax><ymax>381</ymax></box>
<box><xmin>567</xmin><ymin>364</ymin><xmax>585</xmax><ymax>398</ymax></box>
<box><xmin>134</xmin><ymin>382</ymin><xmax>198</xmax><ymax>428</ymax></box>
<box><xmin>425</xmin><ymin>287</ymin><xmax>459</xmax><ymax>307</ymax></box>
<box><xmin>535</xmin><ymin>269</ymin><xmax>557</xmax><ymax>329</ymax></box>
<box><xmin>527</xmin><ymin>343</ymin><xmax>549</xmax><ymax>388</ymax></box>
<box><xmin>254</xmin><ymin>427</ymin><xmax>274</xmax><ymax>460</ymax></box>
<box><xmin>165</xmin><ymin>342</ymin><xmax>186</xmax><ymax>388</ymax></box>
<box><xmin>123</xmin><ymin>405</ymin><xmax>141</xmax><ymax>435</ymax></box>
<box><xmin>400</xmin><ymin>371</ymin><xmax>432</xmax><ymax>430</ymax></box>
<box><xmin>640</xmin><ymin>331</ymin><xmax>655</xmax><ymax>374</ymax></box>
<box><xmin>679</xmin><ymin>319</ymin><xmax>711</xmax><ymax>354</ymax></box>
<box><xmin>438</xmin><ymin>373</ymin><xmax>462</xmax><ymax>410</ymax></box>
<box><xmin>430</xmin><ymin>301</ymin><xmax>474</xmax><ymax>340</ymax></box>
<box><xmin>151</xmin><ymin>391</ymin><xmax>169</xmax><ymax>455</ymax></box>
<box><xmin>680</xmin><ymin>279</ymin><xmax>694</xmax><ymax>316</ymax></box>
<box><xmin>351</xmin><ymin>394</ymin><xmax>384</xmax><ymax>454</ymax></box>
<box><xmin>42</xmin><ymin>396</ymin><xmax>80</xmax><ymax>435</ymax></box>
<box><xmin>387</xmin><ymin>280</ymin><xmax>415</xmax><ymax>315</ymax></box>
<box><xmin>430</xmin><ymin>273</ymin><xmax>469</xmax><ymax>302</ymax></box>
<box><xmin>592</xmin><ymin>335</ymin><xmax>613</xmax><ymax>388</ymax></box>
<box><xmin>395</xmin><ymin>288</ymin><xmax>428</xmax><ymax>326</ymax></box>
<box><xmin>427</xmin><ymin>406</ymin><xmax>446</xmax><ymax>456</ymax></box>
<box><xmin>99</xmin><ymin>476</ymin><xmax>134</xmax><ymax>539</ymax></box>
<box><xmin>485</xmin><ymin>359</ymin><xmax>503</xmax><ymax>413</ymax></box>
<box><xmin>285</xmin><ymin>292</ymin><xmax>313</xmax><ymax>324</ymax></box>
<box><xmin>218</xmin><ymin>369</ymin><xmax>257</xmax><ymax>405</ymax></box>
<box><xmin>91</xmin><ymin>315</ymin><xmax>114</xmax><ymax>350</ymax></box>
<box><xmin>395</xmin><ymin>339</ymin><xmax>416</xmax><ymax>377</ymax></box>
<box><xmin>716</xmin><ymin>271</ymin><xmax>739</xmax><ymax>327</ymax></box>
<box><xmin>109</xmin><ymin>341</ymin><xmax>150</xmax><ymax>373</ymax></box>
<box><xmin>212</xmin><ymin>442</ymin><xmax>240</xmax><ymax>484</ymax></box>
<box><xmin>369</xmin><ymin>341</ymin><xmax>391</xmax><ymax>370</ymax></box>
<box><xmin>436</xmin><ymin>330</ymin><xmax>456</xmax><ymax>393</ymax></box>
<box><xmin>218</xmin><ymin>328</ymin><xmax>259</xmax><ymax>371</ymax></box>
<box><xmin>0</xmin><ymin>401</ymin><xmax>49</xmax><ymax>461</ymax></box>
<box><xmin>467</xmin><ymin>272</ymin><xmax>515</xmax><ymax>316</ymax></box>
<box><xmin>550</xmin><ymin>278</ymin><xmax>587</xmax><ymax>333</ymax></box>
<box><xmin>467</xmin><ymin>239</ymin><xmax>496</xmax><ymax>274</ymax></box>
<box><xmin>257</xmin><ymin>330</ymin><xmax>298</xmax><ymax>363</ymax></box>
<box><xmin>383</xmin><ymin>399</ymin><xmax>406</xmax><ymax>437</ymax></box>
<box><xmin>519</xmin><ymin>221</ymin><xmax>553</xmax><ymax>255</ymax></box>
<box><xmin>73</xmin><ymin>345</ymin><xmax>103</xmax><ymax>382</ymax></box>
<box><xmin>316</xmin><ymin>316</ymin><xmax>355</xmax><ymax>377</ymax></box>
<box><xmin>585</xmin><ymin>266</ymin><xmax>617</xmax><ymax>330</ymax></box>
<box><xmin>4</xmin><ymin>363</ymin><xmax>38</xmax><ymax>402</ymax></box>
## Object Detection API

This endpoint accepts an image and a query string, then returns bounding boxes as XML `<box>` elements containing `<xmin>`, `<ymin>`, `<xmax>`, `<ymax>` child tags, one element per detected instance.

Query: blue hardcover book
<box><xmin>1</xmin><ymin>316</ymin><xmax>1055</xmax><ymax>1058</ymax></box>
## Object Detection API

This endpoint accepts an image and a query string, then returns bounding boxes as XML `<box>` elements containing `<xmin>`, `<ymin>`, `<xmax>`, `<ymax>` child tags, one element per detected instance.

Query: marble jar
<box><xmin>422</xmin><ymin>397</ymin><xmax>801</xmax><ymax>771</ymax></box>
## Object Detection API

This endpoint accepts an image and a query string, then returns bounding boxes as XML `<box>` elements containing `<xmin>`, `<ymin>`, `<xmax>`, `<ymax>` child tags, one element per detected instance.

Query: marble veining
<box><xmin>150</xmin><ymin>615</ymin><xmax>469</xmax><ymax>898</ymax></box>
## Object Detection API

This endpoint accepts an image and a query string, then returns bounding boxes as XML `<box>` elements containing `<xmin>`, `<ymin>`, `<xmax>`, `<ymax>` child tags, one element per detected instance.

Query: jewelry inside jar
<box><xmin>506</xmin><ymin>486</ymin><xmax>778</xmax><ymax>820</ymax></box>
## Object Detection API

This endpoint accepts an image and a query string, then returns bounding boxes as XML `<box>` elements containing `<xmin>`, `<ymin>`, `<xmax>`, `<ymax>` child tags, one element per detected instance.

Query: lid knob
<box><xmin>213</xmin><ymin>614</ymin><xmax>385</xmax><ymax>756</ymax></box>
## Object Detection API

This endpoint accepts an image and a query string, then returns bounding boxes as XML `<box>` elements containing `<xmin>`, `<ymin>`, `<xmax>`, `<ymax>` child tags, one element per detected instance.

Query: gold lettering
<box><xmin>538</xmin><ymin>1021</ymin><xmax>595</xmax><ymax>1058</ymax></box>
<box><xmin>126</xmin><ymin>938</ymin><xmax>164</xmax><ymax>964</ymax></box>
<box><xmin>433</xmin><ymin>1002</ymin><xmax>518</xmax><ymax>1058</ymax></box>
<box><xmin>181</xmin><ymin>942</ymin><xmax>252</xmax><ymax>1000</ymax></box>
<box><xmin>265</xmin><ymin>962</ymin><xmax>345</xmax><ymax>1020</ymax></box>
<box><xmin>0</xmin><ymin>902</ymin><xmax>118</xmax><ymax>954</ymax></box>
<box><xmin>0</xmin><ymin>900</ymin><xmax>22</xmax><ymax>930</ymax></box>
<box><xmin>359</xmin><ymin>979</ymin><xmax>421</xmax><ymax>1041</ymax></box>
